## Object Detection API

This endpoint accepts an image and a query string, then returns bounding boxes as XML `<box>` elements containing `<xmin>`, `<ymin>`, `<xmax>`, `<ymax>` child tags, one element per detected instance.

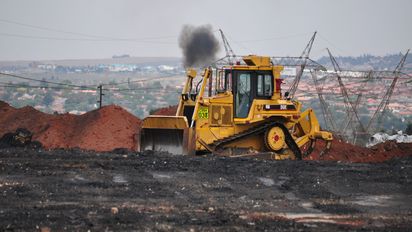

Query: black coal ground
<box><xmin>0</xmin><ymin>148</ymin><xmax>411</xmax><ymax>231</ymax></box>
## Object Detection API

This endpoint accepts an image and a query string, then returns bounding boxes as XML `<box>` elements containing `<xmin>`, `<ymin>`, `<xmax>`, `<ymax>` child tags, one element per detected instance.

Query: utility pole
<box><xmin>97</xmin><ymin>85</ymin><xmax>104</xmax><ymax>108</ymax></box>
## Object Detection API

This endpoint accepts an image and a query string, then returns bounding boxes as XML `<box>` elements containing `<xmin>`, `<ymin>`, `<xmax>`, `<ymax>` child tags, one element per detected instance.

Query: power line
<box><xmin>0</xmin><ymin>18</ymin><xmax>112</xmax><ymax>40</ymax></box>
<box><xmin>317</xmin><ymin>33</ymin><xmax>348</xmax><ymax>56</ymax></box>
<box><xmin>106</xmin><ymin>87</ymin><xmax>182</xmax><ymax>92</ymax></box>
<box><xmin>0</xmin><ymin>32</ymin><xmax>175</xmax><ymax>44</ymax></box>
<box><xmin>105</xmin><ymin>74</ymin><xmax>183</xmax><ymax>86</ymax></box>
<box><xmin>0</xmin><ymin>19</ymin><xmax>312</xmax><ymax>46</ymax></box>
<box><xmin>236</xmin><ymin>31</ymin><xmax>313</xmax><ymax>43</ymax></box>
<box><xmin>0</xmin><ymin>72</ymin><xmax>94</xmax><ymax>89</ymax></box>
<box><xmin>0</xmin><ymin>84</ymin><xmax>88</xmax><ymax>90</ymax></box>
<box><xmin>224</xmin><ymin>33</ymin><xmax>254</xmax><ymax>54</ymax></box>
<box><xmin>0</xmin><ymin>18</ymin><xmax>179</xmax><ymax>42</ymax></box>
<box><xmin>0</xmin><ymin>82</ymin><xmax>182</xmax><ymax>93</ymax></box>
<box><xmin>0</xmin><ymin>71</ymin><xmax>183</xmax><ymax>91</ymax></box>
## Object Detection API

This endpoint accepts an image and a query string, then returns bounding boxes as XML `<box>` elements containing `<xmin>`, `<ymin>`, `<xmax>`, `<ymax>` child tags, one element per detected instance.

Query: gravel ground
<box><xmin>0</xmin><ymin>147</ymin><xmax>411</xmax><ymax>231</ymax></box>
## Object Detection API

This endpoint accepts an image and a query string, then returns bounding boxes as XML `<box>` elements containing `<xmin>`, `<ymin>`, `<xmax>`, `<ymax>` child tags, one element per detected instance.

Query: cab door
<box><xmin>233</xmin><ymin>71</ymin><xmax>253</xmax><ymax>118</ymax></box>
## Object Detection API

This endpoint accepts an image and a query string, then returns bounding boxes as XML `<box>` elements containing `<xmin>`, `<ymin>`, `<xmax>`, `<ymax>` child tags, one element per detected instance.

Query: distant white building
<box><xmin>281</xmin><ymin>67</ymin><xmax>296</xmax><ymax>76</ymax></box>
<box><xmin>37</xmin><ymin>64</ymin><xmax>56</xmax><ymax>70</ymax></box>
<box><xmin>158</xmin><ymin>65</ymin><xmax>175</xmax><ymax>71</ymax></box>
<box><xmin>108</xmin><ymin>64</ymin><xmax>138</xmax><ymax>72</ymax></box>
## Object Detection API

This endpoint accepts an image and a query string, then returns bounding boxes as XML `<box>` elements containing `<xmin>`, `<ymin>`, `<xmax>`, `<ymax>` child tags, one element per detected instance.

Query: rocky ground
<box><xmin>1</xmin><ymin>147</ymin><xmax>411</xmax><ymax>231</ymax></box>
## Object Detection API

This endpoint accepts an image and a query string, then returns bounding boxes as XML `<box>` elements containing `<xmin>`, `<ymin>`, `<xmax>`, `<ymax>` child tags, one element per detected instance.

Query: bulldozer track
<box><xmin>211</xmin><ymin>120</ymin><xmax>303</xmax><ymax>160</ymax></box>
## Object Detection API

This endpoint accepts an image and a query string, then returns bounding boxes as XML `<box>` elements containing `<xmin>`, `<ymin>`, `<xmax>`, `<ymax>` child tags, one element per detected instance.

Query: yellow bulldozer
<box><xmin>138</xmin><ymin>55</ymin><xmax>332</xmax><ymax>159</ymax></box>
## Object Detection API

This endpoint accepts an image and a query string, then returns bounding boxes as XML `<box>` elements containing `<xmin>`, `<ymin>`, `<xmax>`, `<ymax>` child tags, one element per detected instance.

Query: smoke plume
<box><xmin>178</xmin><ymin>24</ymin><xmax>220</xmax><ymax>67</ymax></box>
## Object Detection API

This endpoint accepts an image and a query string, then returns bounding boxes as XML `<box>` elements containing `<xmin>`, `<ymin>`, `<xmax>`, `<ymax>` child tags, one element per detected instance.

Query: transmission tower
<box><xmin>310</xmin><ymin>71</ymin><xmax>339</xmax><ymax>133</ymax></box>
<box><xmin>287</xmin><ymin>31</ymin><xmax>317</xmax><ymax>98</ymax></box>
<box><xmin>366</xmin><ymin>49</ymin><xmax>410</xmax><ymax>133</ymax></box>
<box><xmin>327</xmin><ymin>48</ymin><xmax>367</xmax><ymax>142</ymax></box>
<box><xmin>219</xmin><ymin>29</ymin><xmax>236</xmax><ymax>65</ymax></box>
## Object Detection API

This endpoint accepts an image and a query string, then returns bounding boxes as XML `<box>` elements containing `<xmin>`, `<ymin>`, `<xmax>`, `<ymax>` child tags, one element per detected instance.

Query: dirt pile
<box><xmin>0</xmin><ymin>101</ymin><xmax>141</xmax><ymax>151</ymax></box>
<box><xmin>306</xmin><ymin>139</ymin><xmax>412</xmax><ymax>162</ymax></box>
<box><xmin>151</xmin><ymin>105</ymin><xmax>178</xmax><ymax>116</ymax></box>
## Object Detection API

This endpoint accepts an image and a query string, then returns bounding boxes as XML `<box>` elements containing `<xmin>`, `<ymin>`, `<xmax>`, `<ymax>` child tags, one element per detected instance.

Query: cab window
<box><xmin>257</xmin><ymin>74</ymin><xmax>273</xmax><ymax>97</ymax></box>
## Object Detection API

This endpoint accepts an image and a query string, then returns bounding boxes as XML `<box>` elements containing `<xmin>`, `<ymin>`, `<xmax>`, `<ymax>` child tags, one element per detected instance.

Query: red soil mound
<box><xmin>306</xmin><ymin>139</ymin><xmax>412</xmax><ymax>162</ymax></box>
<box><xmin>152</xmin><ymin>105</ymin><xmax>178</xmax><ymax>116</ymax></box>
<box><xmin>0</xmin><ymin>101</ymin><xmax>141</xmax><ymax>152</ymax></box>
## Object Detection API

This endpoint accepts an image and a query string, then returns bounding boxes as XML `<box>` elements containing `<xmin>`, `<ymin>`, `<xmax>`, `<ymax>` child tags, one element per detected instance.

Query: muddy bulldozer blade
<box><xmin>294</xmin><ymin>108</ymin><xmax>333</xmax><ymax>158</ymax></box>
<box><xmin>138</xmin><ymin>116</ymin><xmax>195</xmax><ymax>155</ymax></box>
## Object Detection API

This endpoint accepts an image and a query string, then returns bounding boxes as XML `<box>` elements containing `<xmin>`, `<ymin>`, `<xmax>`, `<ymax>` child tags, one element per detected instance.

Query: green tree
<box><xmin>64</xmin><ymin>92</ymin><xmax>95</xmax><ymax>112</ymax></box>
<box><xmin>43</xmin><ymin>91</ymin><xmax>54</xmax><ymax>107</ymax></box>
<box><xmin>151</xmin><ymin>81</ymin><xmax>162</xmax><ymax>89</ymax></box>
<box><xmin>1</xmin><ymin>85</ymin><xmax>13</xmax><ymax>101</ymax></box>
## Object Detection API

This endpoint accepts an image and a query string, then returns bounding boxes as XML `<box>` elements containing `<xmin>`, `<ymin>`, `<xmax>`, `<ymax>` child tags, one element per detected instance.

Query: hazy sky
<box><xmin>0</xmin><ymin>0</ymin><xmax>411</xmax><ymax>61</ymax></box>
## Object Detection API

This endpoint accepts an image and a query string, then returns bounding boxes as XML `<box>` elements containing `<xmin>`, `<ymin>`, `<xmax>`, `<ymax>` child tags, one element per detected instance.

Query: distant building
<box><xmin>108</xmin><ymin>64</ymin><xmax>138</xmax><ymax>72</ymax></box>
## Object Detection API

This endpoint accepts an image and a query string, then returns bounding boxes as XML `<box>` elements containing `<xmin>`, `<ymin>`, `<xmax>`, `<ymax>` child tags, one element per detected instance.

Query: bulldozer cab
<box><xmin>229</xmin><ymin>69</ymin><xmax>275</xmax><ymax>118</ymax></box>
<box><xmin>213</xmin><ymin>55</ymin><xmax>283</xmax><ymax>120</ymax></box>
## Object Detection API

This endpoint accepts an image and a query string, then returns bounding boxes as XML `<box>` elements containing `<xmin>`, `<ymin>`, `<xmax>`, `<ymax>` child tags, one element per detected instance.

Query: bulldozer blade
<box><xmin>140</xmin><ymin>128</ymin><xmax>187</xmax><ymax>155</ymax></box>
<box><xmin>138</xmin><ymin>116</ymin><xmax>195</xmax><ymax>155</ymax></box>
<box><xmin>319</xmin><ymin>140</ymin><xmax>332</xmax><ymax>158</ymax></box>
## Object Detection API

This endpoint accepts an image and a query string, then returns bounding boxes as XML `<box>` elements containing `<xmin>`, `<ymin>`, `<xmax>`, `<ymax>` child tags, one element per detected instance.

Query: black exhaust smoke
<box><xmin>178</xmin><ymin>24</ymin><xmax>220</xmax><ymax>67</ymax></box>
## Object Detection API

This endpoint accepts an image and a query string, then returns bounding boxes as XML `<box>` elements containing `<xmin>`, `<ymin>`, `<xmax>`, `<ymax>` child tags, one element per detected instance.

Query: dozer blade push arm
<box><xmin>176</xmin><ymin>69</ymin><xmax>197</xmax><ymax>116</ymax></box>
<box><xmin>190</xmin><ymin>67</ymin><xmax>211</xmax><ymax>127</ymax></box>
